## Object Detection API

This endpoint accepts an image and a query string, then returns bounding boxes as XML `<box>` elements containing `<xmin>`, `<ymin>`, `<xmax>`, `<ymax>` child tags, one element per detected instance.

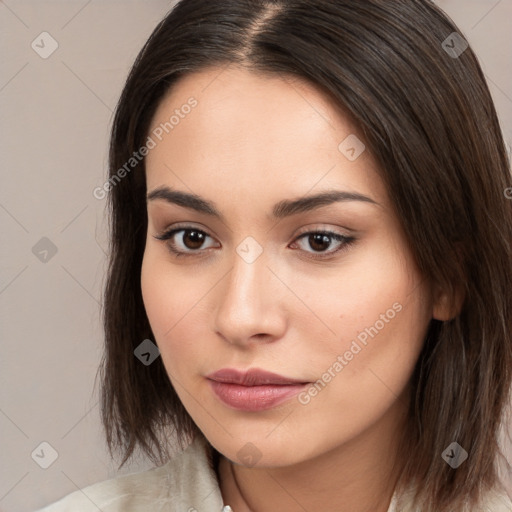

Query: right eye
<box><xmin>154</xmin><ymin>227</ymin><xmax>220</xmax><ymax>257</ymax></box>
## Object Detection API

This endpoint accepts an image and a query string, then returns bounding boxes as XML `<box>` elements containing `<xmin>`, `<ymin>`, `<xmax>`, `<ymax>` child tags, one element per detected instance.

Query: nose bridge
<box><xmin>214</xmin><ymin>243</ymin><xmax>285</xmax><ymax>344</ymax></box>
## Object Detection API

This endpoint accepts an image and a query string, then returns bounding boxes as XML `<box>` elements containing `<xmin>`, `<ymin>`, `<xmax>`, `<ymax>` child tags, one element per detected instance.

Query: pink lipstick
<box><xmin>206</xmin><ymin>368</ymin><xmax>309</xmax><ymax>412</ymax></box>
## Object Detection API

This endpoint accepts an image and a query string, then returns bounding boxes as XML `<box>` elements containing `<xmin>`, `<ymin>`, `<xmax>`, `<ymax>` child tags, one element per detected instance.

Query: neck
<box><xmin>217</xmin><ymin>396</ymin><xmax>408</xmax><ymax>512</ymax></box>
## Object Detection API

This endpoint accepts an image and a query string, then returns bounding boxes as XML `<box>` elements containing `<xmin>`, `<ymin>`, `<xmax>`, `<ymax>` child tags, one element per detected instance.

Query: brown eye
<box><xmin>181</xmin><ymin>230</ymin><xmax>206</xmax><ymax>250</ymax></box>
<box><xmin>292</xmin><ymin>230</ymin><xmax>356</xmax><ymax>259</ymax></box>
<box><xmin>308</xmin><ymin>233</ymin><xmax>332</xmax><ymax>252</ymax></box>
<box><xmin>153</xmin><ymin>227</ymin><xmax>218</xmax><ymax>257</ymax></box>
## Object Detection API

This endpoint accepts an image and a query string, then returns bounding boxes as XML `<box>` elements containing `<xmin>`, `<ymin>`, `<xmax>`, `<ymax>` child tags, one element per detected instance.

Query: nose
<box><xmin>213</xmin><ymin>246</ymin><xmax>287</xmax><ymax>348</ymax></box>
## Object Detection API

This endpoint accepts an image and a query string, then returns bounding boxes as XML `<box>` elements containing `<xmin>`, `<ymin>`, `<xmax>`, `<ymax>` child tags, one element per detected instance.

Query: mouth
<box><xmin>206</xmin><ymin>368</ymin><xmax>310</xmax><ymax>412</ymax></box>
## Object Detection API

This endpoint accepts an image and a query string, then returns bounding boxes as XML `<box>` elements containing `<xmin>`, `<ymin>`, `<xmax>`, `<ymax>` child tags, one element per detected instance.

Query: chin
<box><xmin>200</xmin><ymin>424</ymin><xmax>325</xmax><ymax>469</ymax></box>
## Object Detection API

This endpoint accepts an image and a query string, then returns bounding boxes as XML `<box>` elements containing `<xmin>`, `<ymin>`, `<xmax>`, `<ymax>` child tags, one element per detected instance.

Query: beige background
<box><xmin>0</xmin><ymin>1</ymin><xmax>511</xmax><ymax>511</ymax></box>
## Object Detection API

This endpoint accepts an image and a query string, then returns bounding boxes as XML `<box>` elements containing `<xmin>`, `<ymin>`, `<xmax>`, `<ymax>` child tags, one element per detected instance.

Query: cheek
<box><xmin>317</xmin><ymin>296</ymin><xmax>429</xmax><ymax>443</ymax></box>
<box><xmin>140</xmin><ymin>249</ymin><xmax>213</xmax><ymax>373</ymax></box>
<box><xmin>302</xmin><ymin>242</ymin><xmax>431</xmax><ymax>416</ymax></box>
<box><xmin>338</xmin><ymin>293</ymin><xmax>429</xmax><ymax>385</ymax></box>
<box><xmin>141</xmin><ymin>246</ymin><xmax>201</xmax><ymax>331</ymax></box>
<box><xmin>141</xmin><ymin>252</ymin><xmax>175</xmax><ymax>337</ymax></box>
<box><xmin>293</xmin><ymin>233</ymin><xmax>428</xmax><ymax>357</ymax></box>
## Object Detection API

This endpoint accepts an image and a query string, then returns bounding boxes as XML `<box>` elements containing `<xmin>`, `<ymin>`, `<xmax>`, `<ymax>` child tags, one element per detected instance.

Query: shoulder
<box><xmin>388</xmin><ymin>483</ymin><xmax>512</xmax><ymax>512</ymax></box>
<box><xmin>35</xmin><ymin>435</ymin><xmax>224</xmax><ymax>512</ymax></box>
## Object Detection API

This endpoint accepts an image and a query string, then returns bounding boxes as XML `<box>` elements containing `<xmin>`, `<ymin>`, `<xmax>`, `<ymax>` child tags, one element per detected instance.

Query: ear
<box><xmin>432</xmin><ymin>281</ymin><xmax>465</xmax><ymax>321</ymax></box>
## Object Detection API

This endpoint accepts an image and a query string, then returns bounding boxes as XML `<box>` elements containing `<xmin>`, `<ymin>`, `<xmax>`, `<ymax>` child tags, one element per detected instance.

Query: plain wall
<box><xmin>0</xmin><ymin>1</ymin><xmax>511</xmax><ymax>510</ymax></box>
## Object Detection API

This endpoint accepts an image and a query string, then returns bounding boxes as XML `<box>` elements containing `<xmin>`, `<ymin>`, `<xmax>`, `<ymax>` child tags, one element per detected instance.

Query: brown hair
<box><xmin>99</xmin><ymin>1</ymin><xmax>512</xmax><ymax>510</ymax></box>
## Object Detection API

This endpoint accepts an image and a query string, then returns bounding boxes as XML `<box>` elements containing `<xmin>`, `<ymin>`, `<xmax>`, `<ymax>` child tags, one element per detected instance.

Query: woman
<box><xmin>38</xmin><ymin>0</ymin><xmax>512</xmax><ymax>510</ymax></box>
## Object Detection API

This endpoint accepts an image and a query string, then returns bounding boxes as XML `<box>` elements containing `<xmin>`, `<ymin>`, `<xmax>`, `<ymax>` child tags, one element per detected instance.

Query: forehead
<box><xmin>149</xmin><ymin>64</ymin><xmax>360</xmax><ymax>148</ymax></box>
<box><xmin>145</xmin><ymin>65</ymin><xmax>387</xmax><ymax>209</ymax></box>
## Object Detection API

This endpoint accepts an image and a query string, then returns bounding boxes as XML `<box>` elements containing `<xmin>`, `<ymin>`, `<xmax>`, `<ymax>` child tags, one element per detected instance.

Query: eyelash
<box><xmin>153</xmin><ymin>224</ymin><xmax>356</xmax><ymax>260</ymax></box>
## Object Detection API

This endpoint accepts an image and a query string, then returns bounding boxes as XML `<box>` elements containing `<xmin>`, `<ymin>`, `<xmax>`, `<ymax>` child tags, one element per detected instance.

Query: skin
<box><xmin>141</xmin><ymin>65</ymin><xmax>454</xmax><ymax>512</ymax></box>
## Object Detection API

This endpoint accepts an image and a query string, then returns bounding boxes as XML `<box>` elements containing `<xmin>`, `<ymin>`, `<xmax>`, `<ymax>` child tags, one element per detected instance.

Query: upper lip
<box><xmin>206</xmin><ymin>368</ymin><xmax>308</xmax><ymax>386</ymax></box>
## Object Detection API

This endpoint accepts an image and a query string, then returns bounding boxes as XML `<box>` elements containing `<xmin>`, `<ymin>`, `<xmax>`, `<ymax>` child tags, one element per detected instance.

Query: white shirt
<box><xmin>36</xmin><ymin>435</ymin><xmax>512</xmax><ymax>511</ymax></box>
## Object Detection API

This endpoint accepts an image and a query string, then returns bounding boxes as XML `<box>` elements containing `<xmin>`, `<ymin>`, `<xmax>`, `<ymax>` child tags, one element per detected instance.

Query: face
<box><xmin>141</xmin><ymin>65</ymin><xmax>435</xmax><ymax>468</ymax></box>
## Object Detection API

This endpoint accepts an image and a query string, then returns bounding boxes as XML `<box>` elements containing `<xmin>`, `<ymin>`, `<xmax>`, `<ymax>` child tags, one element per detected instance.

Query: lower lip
<box><xmin>208</xmin><ymin>380</ymin><xmax>307</xmax><ymax>411</ymax></box>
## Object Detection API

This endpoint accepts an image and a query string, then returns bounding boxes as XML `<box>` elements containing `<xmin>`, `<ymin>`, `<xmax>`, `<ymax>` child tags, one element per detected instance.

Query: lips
<box><xmin>207</xmin><ymin>368</ymin><xmax>307</xmax><ymax>386</ymax></box>
<box><xmin>206</xmin><ymin>368</ymin><xmax>309</xmax><ymax>411</ymax></box>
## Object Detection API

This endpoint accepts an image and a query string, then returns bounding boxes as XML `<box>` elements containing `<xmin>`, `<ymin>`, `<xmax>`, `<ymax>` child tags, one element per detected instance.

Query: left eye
<box><xmin>292</xmin><ymin>231</ymin><xmax>354</xmax><ymax>256</ymax></box>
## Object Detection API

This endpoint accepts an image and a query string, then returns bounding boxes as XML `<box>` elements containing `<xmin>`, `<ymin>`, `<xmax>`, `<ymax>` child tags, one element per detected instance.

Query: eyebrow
<box><xmin>146</xmin><ymin>186</ymin><xmax>379</xmax><ymax>221</ymax></box>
